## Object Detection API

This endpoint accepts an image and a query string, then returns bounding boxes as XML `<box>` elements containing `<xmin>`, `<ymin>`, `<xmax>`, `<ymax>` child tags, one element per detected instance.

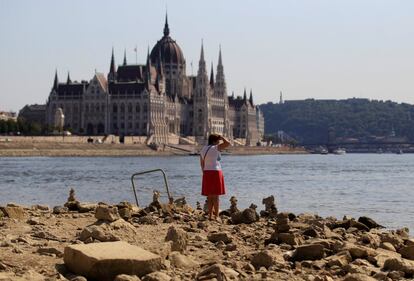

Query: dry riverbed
<box><xmin>0</xmin><ymin>192</ymin><xmax>413</xmax><ymax>281</ymax></box>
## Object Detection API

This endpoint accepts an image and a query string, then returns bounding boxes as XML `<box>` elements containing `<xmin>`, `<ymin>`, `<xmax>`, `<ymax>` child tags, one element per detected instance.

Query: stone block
<box><xmin>64</xmin><ymin>241</ymin><xmax>162</xmax><ymax>281</ymax></box>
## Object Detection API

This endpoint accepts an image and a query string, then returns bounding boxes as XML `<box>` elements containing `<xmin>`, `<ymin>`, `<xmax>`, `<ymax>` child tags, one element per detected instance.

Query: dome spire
<box><xmin>163</xmin><ymin>12</ymin><xmax>170</xmax><ymax>37</ymax></box>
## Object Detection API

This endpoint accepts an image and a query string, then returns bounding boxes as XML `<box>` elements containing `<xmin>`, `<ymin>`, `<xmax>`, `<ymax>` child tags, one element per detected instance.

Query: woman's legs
<box><xmin>212</xmin><ymin>195</ymin><xmax>219</xmax><ymax>219</ymax></box>
<box><xmin>207</xmin><ymin>195</ymin><xmax>214</xmax><ymax>220</ymax></box>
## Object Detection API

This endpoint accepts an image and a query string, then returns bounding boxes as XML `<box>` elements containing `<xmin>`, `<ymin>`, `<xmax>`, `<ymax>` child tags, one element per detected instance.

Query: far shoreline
<box><xmin>0</xmin><ymin>142</ymin><xmax>307</xmax><ymax>157</ymax></box>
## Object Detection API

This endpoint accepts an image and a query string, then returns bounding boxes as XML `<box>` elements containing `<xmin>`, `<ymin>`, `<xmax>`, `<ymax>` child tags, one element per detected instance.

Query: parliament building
<box><xmin>45</xmin><ymin>16</ymin><xmax>264</xmax><ymax>145</ymax></box>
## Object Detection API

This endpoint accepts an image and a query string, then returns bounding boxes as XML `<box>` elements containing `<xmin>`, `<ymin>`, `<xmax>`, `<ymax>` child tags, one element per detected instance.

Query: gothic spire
<box><xmin>279</xmin><ymin>91</ymin><xmax>283</xmax><ymax>104</ymax></box>
<box><xmin>197</xmin><ymin>40</ymin><xmax>207</xmax><ymax>76</ymax></box>
<box><xmin>66</xmin><ymin>72</ymin><xmax>72</xmax><ymax>84</ymax></box>
<box><xmin>109</xmin><ymin>47</ymin><xmax>116</xmax><ymax>74</ymax></box>
<box><xmin>123</xmin><ymin>49</ymin><xmax>127</xmax><ymax>66</ymax></box>
<box><xmin>53</xmin><ymin>69</ymin><xmax>58</xmax><ymax>90</ymax></box>
<box><xmin>249</xmin><ymin>89</ymin><xmax>253</xmax><ymax>105</ymax></box>
<box><xmin>218</xmin><ymin>45</ymin><xmax>223</xmax><ymax>66</ymax></box>
<box><xmin>163</xmin><ymin>12</ymin><xmax>170</xmax><ymax>37</ymax></box>
<box><xmin>210</xmin><ymin>62</ymin><xmax>214</xmax><ymax>88</ymax></box>
<box><xmin>243</xmin><ymin>88</ymin><xmax>247</xmax><ymax>101</ymax></box>
<box><xmin>200</xmin><ymin>40</ymin><xmax>205</xmax><ymax>63</ymax></box>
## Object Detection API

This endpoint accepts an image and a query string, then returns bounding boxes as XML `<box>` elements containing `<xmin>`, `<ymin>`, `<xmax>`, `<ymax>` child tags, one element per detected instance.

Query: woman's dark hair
<box><xmin>208</xmin><ymin>134</ymin><xmax>220</xmax><ymax>145</ymax></box>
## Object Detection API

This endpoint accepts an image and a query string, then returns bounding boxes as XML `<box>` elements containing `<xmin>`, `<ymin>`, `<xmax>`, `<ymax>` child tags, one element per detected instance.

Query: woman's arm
<box><xmin>200</xmin><ymin>156</ymin><xmax>204</xmax><ymax>171</ymax></box>
<box><xmin>218</xmin><ymin>136</ymin><xmax>231</xmax><ymax>151</ymax></box>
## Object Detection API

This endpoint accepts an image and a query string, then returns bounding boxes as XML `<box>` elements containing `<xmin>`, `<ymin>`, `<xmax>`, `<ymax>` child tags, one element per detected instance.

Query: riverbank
<box><xmin>0</xmin><ymin>142</ymin><xmax>306</xmax><ymax>157</ymax></box>
<box><xmin>1</xmin><ymin>193</ymin><xmax>413</xmax><ymax>281</ymax></box>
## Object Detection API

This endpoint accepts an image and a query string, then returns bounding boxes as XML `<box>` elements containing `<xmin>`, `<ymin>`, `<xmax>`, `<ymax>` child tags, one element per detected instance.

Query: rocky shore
<box><xmin>1</xmin><ymin>191</ymin><xmax>413</xmax><ymax>281</ymax></box>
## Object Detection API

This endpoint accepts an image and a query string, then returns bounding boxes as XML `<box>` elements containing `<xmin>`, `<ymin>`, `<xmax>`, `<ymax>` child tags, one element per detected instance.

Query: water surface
<box><xmin>0</xmin><ymin>154</ymin><xmax>413</xmax><ymax>231</ymax></box>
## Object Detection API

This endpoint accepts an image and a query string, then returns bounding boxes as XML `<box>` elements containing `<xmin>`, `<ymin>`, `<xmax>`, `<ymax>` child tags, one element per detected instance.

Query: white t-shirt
<box><xmin>200</xmin><ymin>145</ymin><xmax>222</xmax><ymax>171</ymax></box>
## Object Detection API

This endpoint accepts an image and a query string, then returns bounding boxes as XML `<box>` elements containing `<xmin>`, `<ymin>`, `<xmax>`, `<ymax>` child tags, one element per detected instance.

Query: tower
<box><xmin>279</xmin><ymin>91</ymin><xmax>283</xmax><ymax>104</ymax></box>
<box><xmin>193</xmin><ymin>41</ymin><xmax>210</xmax><ymax>137</ymax></box>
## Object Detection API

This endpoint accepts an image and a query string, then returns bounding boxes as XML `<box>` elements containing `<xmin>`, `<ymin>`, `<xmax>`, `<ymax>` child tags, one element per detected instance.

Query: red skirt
<box><xmin>202</xmin><ymin>170</ymin><xmax>226</xmax><ymax>196</ymax></box>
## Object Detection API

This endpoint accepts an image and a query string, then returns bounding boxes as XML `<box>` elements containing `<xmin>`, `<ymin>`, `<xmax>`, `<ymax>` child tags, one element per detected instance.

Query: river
<box><xmin>0</xmin><ymin>154</ymin><xmax>413</xmax><ymax>231</ymax></box>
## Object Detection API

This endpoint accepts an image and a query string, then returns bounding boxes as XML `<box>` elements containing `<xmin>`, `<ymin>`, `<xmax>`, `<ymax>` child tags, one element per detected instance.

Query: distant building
<box><xmin>44</xmin><ymin>15</ymin><xmax>264</xmax><ymax>144</ymax></box>
<box><xmin>0</xmin><ymin>111</ymin><xmax>17</xmax><ymax>121</ymax></box>
<box><xmin>18</xmin><ymin>104</ymin><xmax>46</xmax><ymax>126</ymax></box>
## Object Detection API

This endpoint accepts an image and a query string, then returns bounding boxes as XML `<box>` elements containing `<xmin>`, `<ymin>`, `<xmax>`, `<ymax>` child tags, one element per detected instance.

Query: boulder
<box><xmin>79</xmin><ymin>224</ymin><xmax>119</xmax><ymax>242</ymax></box>
<box><xmin>326</xmin><ymin>251</ymin><xmax>352</xmax><ymax>267</ymax></box>
<box><xmin>95</xmin><ymin>204</ymin><xmax>120</xmax><ymax>222</ymax></box>
<box><xmin>37</xmin><ymin>247</ymin><xmax>63</xmax><ymax>257</ymax></box>
<box><xmin>358</xmin><ymin>216</ymin><xmax>383</xmax><ymax>229</ymax></box>
<box><xmin>380</xmin><ymin>242</ymin><xmax>396</xmax><ymax>252</ymax></box>
<box><xmin>78</xmin><ymin>203</ymin><xmax>97</xmax><ymax>213</ymax></box>
<box><xmin>207</xmin><ymin>232</ymin><xmax>232</xmax><ymax>244</ymax></box>
<box><xmin>383</xmin><ymin>257</ymin><xmax>414</xmax><ymax>275</ymax></box>
<box><xmin>64</xmin><ymin>241</ymin><xmax>162</xmax><ymax>281</ymax></box>
<box><xmin>196</xmin><ymin>263</ymin><xmax>239</xmax><ymax>280</ymax></box>
<box><xmin>169</xmin><ymin>252</ymin><xmax>199</xmax><ymax>269</ymax></box>
<box><xmin>251</xmin><ymin>250</ymin><xmax>276</xmax><ymax>269</ymax></box>
<box><xmin>399</xmin><ymin>245</ymin><xmax>414</xmax><ymax>260</ymax></box>
<box><xmin>165</xmin><ymin>226</ymin><xmax>188</xmax><ymax>253</ymax></box>
<box><xmin>53</xmin><ymin>206</ymin><xmax>68</xmax><ymax>214</ymax></box>
<box><xmin>291</xmin><ymin>244</ymin><xmax>325</xmax><ymax>261</ymax></box>
<box><xmin>0</xmin><ymin>204</ymin><xmax>25</xmax><ymax>220</ymax></box>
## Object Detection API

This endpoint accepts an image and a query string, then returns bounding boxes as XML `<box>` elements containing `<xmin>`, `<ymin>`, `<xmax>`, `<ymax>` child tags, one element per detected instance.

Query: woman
<box><xmin>200</xmin><ymin>134</ymin><xmax>231</xmax><ymax>220</ymax></box>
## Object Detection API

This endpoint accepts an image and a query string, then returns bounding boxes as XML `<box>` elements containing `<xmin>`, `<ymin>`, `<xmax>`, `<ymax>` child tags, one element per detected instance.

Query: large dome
<box><xmin>150</xmin><ymin>16</ymin><xmax>185</xmax><ymax>65</ymax></box>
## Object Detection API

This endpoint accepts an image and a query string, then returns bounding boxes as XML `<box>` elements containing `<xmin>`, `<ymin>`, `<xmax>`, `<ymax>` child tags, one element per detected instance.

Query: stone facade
<box><xmin>45</xmin><ymin>16</ymin><xmax>264</xmax><ymax>145</ymax></box>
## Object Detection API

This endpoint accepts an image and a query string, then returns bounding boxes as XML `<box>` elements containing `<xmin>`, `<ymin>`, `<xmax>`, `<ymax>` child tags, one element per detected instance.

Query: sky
<box><xmin>1</xmin><ymin>0</ymin><xmax>414</xmax><ymax>112</ymax></box>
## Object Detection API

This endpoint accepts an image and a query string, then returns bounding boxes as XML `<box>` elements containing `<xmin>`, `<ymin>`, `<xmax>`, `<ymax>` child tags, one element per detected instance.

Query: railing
<box><xmin>130</xmin><ymin>169</ymin><xmax>173</xmax><ymax>207</ymax></box>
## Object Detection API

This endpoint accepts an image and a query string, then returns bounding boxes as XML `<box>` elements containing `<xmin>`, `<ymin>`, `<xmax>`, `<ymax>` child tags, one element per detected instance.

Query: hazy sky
<box><xmin>1</xmin><ymin>0</ymin><xmax>414</xmax><ymax>112</ymax></box>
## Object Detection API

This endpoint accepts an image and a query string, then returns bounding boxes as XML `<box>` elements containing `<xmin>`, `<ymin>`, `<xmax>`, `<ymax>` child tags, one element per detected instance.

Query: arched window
<box><xmin>143</xmin><ymin>104</ymin><xmax>148</xmax><ymax>113</ymax></box>
<box><xmin>120</xmin><ymin>104</ymin><xmax>125</xmax><ymax>113</ymax></box>
<box><xmin>128</xmin><ymin>103</ymin><xmax>132</xmax><ymax>113</ymax></box>
<box><xmin>113</xmin><ymin>104</ymin><xmax>118</xmax><ymax>113</ymax></box>
<box><xmin>135</xmin><ymin>104</ymin><xmax>140</xmax><ymax>113</ymax></box>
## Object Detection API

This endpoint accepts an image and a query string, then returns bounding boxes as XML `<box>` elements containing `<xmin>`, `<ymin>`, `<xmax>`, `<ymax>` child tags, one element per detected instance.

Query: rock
<box><xmin>64</xmin><ymin>241</ymin><xmax>162</xmax><ymax>281</ymax></box>
<box><xmin>165</xmin><ymin>226</ymin><xmax>188</xmax><ymax>253</ymax></box>
<box><xmin>169</xmin><ymin>252</ymin><xmax>199</xmax><ymax>269</ymax></box>
<box><xmin>136</xmin><ymin>216</ymin><xmax>157</xmax><ymax>225</ymax></box>
<box><xmin>196</xmin><ymin>263</ymin><xmax>239</xmax><ymax>280</ymax></box>
<box><xmin>53</xmin><ymin>205</ymin><xmax>68</xmax><ymax>214</ymax></box>
<box><xmin>27</xmin><ymin>217</ymin><xmax>41</xmax><ymax>225</ymax></box>
<box><xmin>207</xmin><ymin>232</ymin><xmax>232</xmax><ymax>244</ymax></box>
<box><xmin>343</xmin><ymin>273</ymin><xmax>377</xmax><ymax>281</ymax></box>
<box><xmin>37</xmin><ymin>247</ymin><xmax>63</xmax><ymax>257</ymax></box>
<box><xmin>326</xmin><ymin>251</ymin><xmax>352</xmax><ymax>267</ymax></box>
<box><xmin>118</xmin><ymin>208</ymin><xmax>132</xmax><ymax>220</ymax></box>
<box><xmin>79</xmin><ymin>224</ymin><xmax>119</xmax><ymax>242</ymax></box>
<box><xmin>358</xmin><ymin>216</ymin><xmax>383</xmax><ymax>229</ymax></box>
<box><xmin>95</xmin><ymin>204</ymin><xmax>120</xmax><ymax>222</ymax></box>
<box><xmin>225</xmin><ymin>243</ymin><xmax>237</xmax><ymax>251</ymax></box>
<box><xmin>251</xmin><ymin>250</ymin><xmax>276</xmax><ymax>269</ymax></box>
<box><xmin>78</xmin><ymin>203</ymin><xmax>97</xmax><ymax>213</ymax></box>
<box><xmin>380</xmin><ymin>242</ymin><xmax>396</xmax><ymax>252</ymax></box>
<box><xmin>31</xmin><ymin>204</ymin><xmax>50</xmax><ymax>211</ymax></box>
<box><xmin>141</xmin><ymin>272</ymin><xmax>171</xmax><ymax>281</ymax></box>
<box><xmin>383</xmin><ymin>257</ymin><xmax>414</xmax><ymax>275</ymax></box>
<box><xmin>114</xmin><ymin>274</ymin><xmax>142</xmax><ymax>281</ymax></box>
<box><xmin>291</xmin><ymin>244</ymin><xmax>325</xmax><ymax>261</ymax></box>
<box><xmin>399</xmin><ymin>245</ymin><xmax>414</xmax><ymax>260</ymax></box>
<box><xmin>65</xmin><ymin>201</ymin><xmax>80</xmax><ymax>211</ymax></box>
<box><xmin>231</xmin><ymin>207</ymin><xmax>258</xmax><ymax>224</ymax></box>
<box><xmin>0</xmin><ymin>204</ymin><xmax>25</xmax><ymax>220</ymax></box>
